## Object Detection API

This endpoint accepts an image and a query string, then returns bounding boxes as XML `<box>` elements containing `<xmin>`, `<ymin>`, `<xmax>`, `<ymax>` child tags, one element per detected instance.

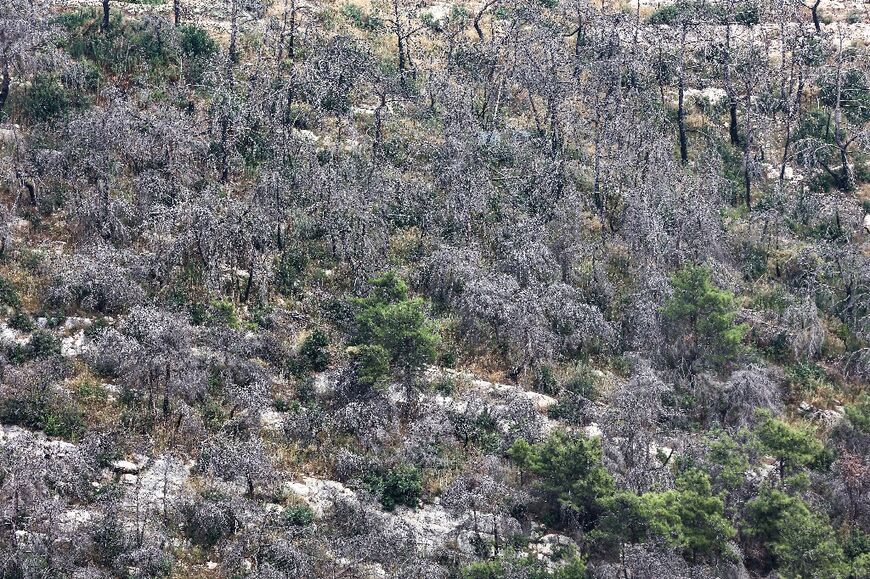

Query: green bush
<box><xmin>785</xmin><ymin>362</ymin><xmax>832</xmax><ymax>397</ymax></box>
<box><xmin>42</xmin><ymin>405</ymin><xmax>86</xmax><ymax>439</ymax></box>
<box><xmin>596</xmin><ymin>470</ymin><xmax>735</xmax><ymax>561</ymax></box>
<box><xmin>663</xmin><ymin>264</ymin><xmax>747</xmax><ymax>370</ymax></box>
<box><xmin>0</xmin><ymin>394</ymin><xmax>85</xmax><ymax>441</ymax></box>
<box><xmin>755</xmin><ymin>410</ymin><xmax>824</xmax><ymax>480</ymax></box>
<box><xmin>341</xmin><ymin>3</ymin><xmax>383</xmax><ymax>31</ymax></box>
<box><xmin>0</xmin><ymin>276</ymin><xmax>21</xmax><ymax>307</ymax></box>
<box><xmin>8</xmin><ymin>311</ymin><xmax>34</xmax><ymax>331</ymax></box>
<box><xmin>564</xmin><ymin>364</ymin><xmax>599</xmax><ymax>399</ymax></box>
<box><xmin>744</xmin><ymin>488</ymin><xmax>847</xmax><ymax>577</ymax></box>
<box><xmin>652</xmin><ymin>469</ymin><xmax>735</xmax><ymax>560</ymax></box>
<box><xmin>7</xmin><ymin>330</ymin><xmax>63</xmax><ymax>363</ymax></box>
<box><xmin>381</xmin><ymin>464</ymin><xmax>422</xmax><ymax>510</ymax></box>
<box><xmin>547</xmin><ymin>393</ymin><xmax>590</xmax><ymax>426</ymax></box>
<box><xmin>275</xmin><ymin>248</ymin><xmax>308</xmax><ymax>297</ymax></box>
<box><xmin>364</xmin><ymin>463</ymin><xmax>423</xmax><ymax>511</ymax></box>
<box><xmin>819</xmin><ymin>69</ymin><xmax>870</xmax><ymax>124</ymax></box>
<box><xmin>59</xmin><ymin>11</ymin><xmax>177</xmax><ymax>79</ymax></box>
<box><xmin>282</xmin><ymin>504</ymin><xmax>315</xmax><ymax>526</ymax></box>
<box><xmin>26</xmin><ymin>330</ymin><xmax>61</xmax><ymax>359</ymax></box>
<box><xmin>178</xmin><ymin>25</ymin><xmax>217</xmax><ymax>58</ymax></box>
<box><xmin>350</xmin><ymin>272</ymin><xmax>439</xmax><ymax>383</ymax></box>
<box><xmin>509</xmin><ymin>431</ymin><xmax>613</xmax><ymax>528</ymax></box>
<box><xmin>533</xmin><ymin>365</ymin><xmax>558</xmax><ymax>395</ymax></box>
<box><xmin>181</xmin><ymin>493</ymin><xmax>237</xmax><ymax>548</ymax></box>
<box><xmin>21</xmin><ymin>75</ymin><xmax>84</xmax><ymax>121</ymax></box>
<box><xmin>459</xmin><ymin>554</ymin><xmax>587</xmax><ymax>578</ymax></box>
<box><xmin>647</xmin><ymin>4</ymin><xmax>681</xmax><ymax>24</ymax></box>
<box><xmin>193</xmin><ymin>299</ymin><xmax>240</xmax><ymax>328</ymax></box>
<box><xmin>349</xmin><ymin>343</ymin><xmax>391</xmax><ymax>388</ymax></box>
<box><xmin>844</xmin><ymin>394</ymin><xmax>870</xmax><ymax>433</ymax></box>
<box><xmin>298</xmin><ymin>329</ymin><xmax>331</xmax><ymax>373</ymax></box>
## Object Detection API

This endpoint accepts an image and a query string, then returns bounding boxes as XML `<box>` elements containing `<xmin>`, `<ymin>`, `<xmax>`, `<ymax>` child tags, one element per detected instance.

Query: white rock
<box><xmin>110</xmin><ymin>459</ymin><xmax>142</xmax><ymax>474</ymax></box>
<box><xmin>817</xmin><ymin>408</ymin><xmax>844</xmax><ymax>427</ymax></box>
<box><xmin>63</xmin><ymin>316</ymin><xmax>93</xmax><ymax>332</ymax></box>
<box><xmin>357</xmin><ymin>562</ymin><xmax>388</xmax><ymax>579</ymax></box>
<box><xmin>284</xmin><ymin>476</ymin><xmax>358</xmax><ymax>516</ymax></box>
<box><xmin>0</xmin><ymin>125</ymin><xmax>20</xmax><ymax>145</ymax></box>
<box><xmin>533</xmin><ymin>533</ymin><xmax>574</xmax><ymax>557</ymax></box>
<box><xmin>746</xmin><ymin>461</ymin><xmax>777</xmax><ymax>484</ymax></box>
<box><xmin>583</xmin><ymin>422</ymin><xmax>603</xmax><ymax>438</ymax></box>
<box><xmin>424</xmin><ymin>2</ymin><xmax>452</xmax><ymax>26</ymax></box>
<box><xmin>293</xmin><ymin>128</ymin><xmax>318</xmax><ymax>143</ymax></box>
<box><xmin>456</xmin><ymin>529</ymin><xmax>486</xmax><ymax>556</ymax></box>
<box><xmin>525</xmin><ymin>391</ymin><xmax>557</xmax><ymax>412</ymax></box>
<box><xmin>11</xmin><ymin>218</ymin><xmax>30</xmax><ymax>235</ymax></box>
<box><xmin>0</xmin><ymin>323</ymin><xmax>28</xmax><ymax>346</ymax></box>
<box><xmin>59</xmin><ymin>508</ymin><xmax>93</xmax><ymax>532</ymax></box>
<box><xmin>396</xmin><ymin>502</ymin><xmax>463</xmax><ymax>554</ymax></box>
<box><xmin>260</xmin><ymin>409</ymin><xmax>286</xmax><ymax>432</ymax></box>
<box><xmin>121</xmin><ymin>455</ymin><xmax>190</xmax><ymax>525</ymax></box>
<box><xmin>312</xmin><ymin>372</ymin><xmax>333</xmax><ymax>395</ymax></box>
<box><xmin>61</xmin><ymin>330</ymin><xmax>86</xmax><ymax>357</ymax></box>
<box><xmin>684</xmin><ymin>86</ymin><xmax>728</xmax><ymax>104</ymax></box>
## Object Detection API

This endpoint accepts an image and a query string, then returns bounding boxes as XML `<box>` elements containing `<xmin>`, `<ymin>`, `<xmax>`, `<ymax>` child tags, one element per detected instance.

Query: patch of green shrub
<box><xmin>0</xmin><ymin>394</ymin><xmax>85</xmax><ymax>441</ymax></box>
<box><xmin>0</xmin><ymin>276</ymin><xmax>21</xmax><ymax>307</ymax></box>
<box><xmin>282</xmin><ymin>504</ymin><xmax>315</xmax><ymax>526</ymax></box>
<box><xmin>363</xmin><ymin>463</ymin><xmax>423</xmax><ymax>511</ymax></box>
<box><xmin>297</xmin><ymin>329</ymin><xmax>331</xmax><ymax>373</ymax></box>
<box><xmin>350</xmin><ymin>272</ymin><xmax>439</xmax><ymax>383</ymax></box>
<box><xmin>663</xmin><ymin>264</ymin><xmax>747</xmax><ymax>370</ymax></box>
<box><xmin>8</xmin><ymin>311</ymin><xmax>34</xmax><ymax>331</ymax></box>
<box><xmin>341</xmin><ymin>3</ymin><xmax>383</xmax><ymax>31</ymax></box>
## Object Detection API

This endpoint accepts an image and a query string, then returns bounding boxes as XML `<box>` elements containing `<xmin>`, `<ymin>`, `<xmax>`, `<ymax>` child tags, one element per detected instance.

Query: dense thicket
<box><xmin>0</xmin><ymin>0</ymin><xmax>868</xmax><ymax>576</ymax></box>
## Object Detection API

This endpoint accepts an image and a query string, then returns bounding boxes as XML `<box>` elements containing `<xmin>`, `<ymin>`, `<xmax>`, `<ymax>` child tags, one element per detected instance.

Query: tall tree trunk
<box><xmin>677</xmin><ymin>25</ymin><xmax>688</xmax><ymax>164</ymax></box>
<box><xmin>397</xmin><ymin>33</ymin><xmax>406</xmax><ymax>78</ymax></box>
<box><xmin>780</xmin><ymin>73</ymin><xmax>803</xmax><ymax>183</ymax></box>
<box><xmin>743</xmin><ymin>144</ymin><xmax>751</xmax><ymax>208</ymax></box>
<box><xmin>102</xmin><ymin>0</ymin><xmax>110</xmax><ymax>31</ymax></box>
<box><xmin>242</xmin><ymin>261</ymin><xmax>254</xmax><ymax>303</ymax></box>
<box><xmin>173</xmin><ymin>0</ymin><xmax>181</xmax><ymax>26</ymax></box>
<box><xmin>228</xmin><ymin>0</ymin><xmax>239</xmax><ymax>64</ymax></box>
<box><xmin>0</xmin><ymin>60</ymin><xmax>10</xmax><ymax>114</ymax></box>
<box><xmin>474</xmin><ymin>0</ymin><xmax>498</xmax><ymax>41</ymax></box>
<box><xmin>833</xmin><ymin>50</ymin><xmax>854</xmax><ymax>191</ymax></box>
<box><xmin>743</xmin><ymin>101</ymin><xmax>752</xmax><ymax>209</ymax></box>
<box><xmin>677</xmin><ymin>73</ymin><xmax>688</xmax><ymax>164</ymax></box>
<box><xmin>810</xmin><ymin>0</ymin><xmax>821</xmax><ymax>32</ymax></box>
<box><xmin>288</xmin><ymin>0</ymin><xmax>296</xmax><ymax>59</ymax></box>
<box><xmin>729</xmin><ymin>101</ymin><xmax>739</xmax><ymax>145</ymax></box>
<box><xmin>723</xmin><ymin>25</ymin><xmax>739</xmax><ymax>146</ymax></box>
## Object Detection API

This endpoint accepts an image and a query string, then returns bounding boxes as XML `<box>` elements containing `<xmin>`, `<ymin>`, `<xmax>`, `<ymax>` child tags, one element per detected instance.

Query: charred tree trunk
<box><xmin>780</xmin><ymin>74</ymin><xmax>803</xmax><ymax>183</ymax></box>
<box><xmin>242</xmin><ymin>261</ymin><xmax>254</xmax><ymax>303</ymax></box>
<box><xmin>677</xmin><ymin>74</ymin><xmax>688</xmax><ymax>164</ymax></box>
<box><xmin>810</xmin><ymin>0</ymin><xmax>821</xmax><ymax>32</ymax></box>
<box><xmin>288</xmin><ymin>0</ymin><xmax>297</xmax><ymax>60</ymax></box>
<box><xmin>677</xmin><ymin>25</ymin><xmax>688</xmax><ymax>164</ymax></box>
<box><xmin>743</xmin><ymin>100</ymin><xmax>752</xmax><ymax>209</ymax></box>
<box><xmin>228</xmin><ymin>0</ymin><xmax>239</xmax><ymax>64</ymax></box>
<box><xmin>102</xmin><ymin>0</ymin><xmax>110</xmax><ymax>31</ymax></box>
<box><xmin>0</xmin><ymin>59</ymin><xmax>10</xmax><ymax>114</ymax></box>
<box><xmin>723</xmin><ymin>24</ymin><xmax>740</xmax><ymax>146</ymax></box>
<box><xmin>474</xmin><ymin>0</ymin><xmax>498</xmax><ymax>41</ymax></box>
